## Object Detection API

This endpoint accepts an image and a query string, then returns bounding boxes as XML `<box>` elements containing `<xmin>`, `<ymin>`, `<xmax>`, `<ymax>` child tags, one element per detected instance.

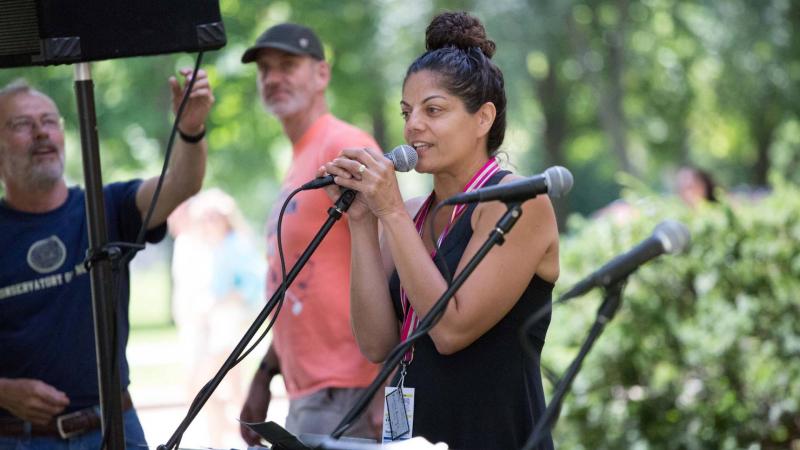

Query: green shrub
<box><xmin>545</xmin><ymin>178</ymin><xmax>800</xmax><ymax>450</ymax></box>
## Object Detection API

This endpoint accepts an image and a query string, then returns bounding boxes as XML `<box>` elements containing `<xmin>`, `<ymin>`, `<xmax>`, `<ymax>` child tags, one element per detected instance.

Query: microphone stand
<box><xmin>522</xmin><ymin>279</ymin><xmax>627</xmax><ymax>450</ymax></box>
<box><xmin>159</xmin><ymin>189</ymin><xmax>357</xmax><ymax>450</ymax></box>
<box><xmin>326</xmin><ymin>201</ymin><xmax>524</xmax><ymax>442</ymax></box>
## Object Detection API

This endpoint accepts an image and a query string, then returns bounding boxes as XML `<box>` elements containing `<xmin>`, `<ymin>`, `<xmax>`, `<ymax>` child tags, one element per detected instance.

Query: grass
<box><xmin>129</xmin><ymin>259</ymin><xmax>173</xmax><ymax>329</ymax></box>
<box><xmin>128</xmin><ymin>257</ymin><xmax>183</xmax><ymax>388</ymax></box>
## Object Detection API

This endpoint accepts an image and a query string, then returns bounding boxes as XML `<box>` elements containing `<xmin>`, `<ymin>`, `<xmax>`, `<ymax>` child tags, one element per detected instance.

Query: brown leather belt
<box><xmin>0</xmin><ymin>391</ymin><xmax>133</xmax><ymax>439</ymax></box>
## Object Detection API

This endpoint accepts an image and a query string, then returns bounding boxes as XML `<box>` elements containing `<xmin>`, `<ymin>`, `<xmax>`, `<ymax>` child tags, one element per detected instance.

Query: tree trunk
<box><xmin>750</xmin><ymin>89</ymin><xmax>780</xmax><ymax>187</ymax></box>
<box><xmin>752</xmin><ymin>119</ymin><xmax>774</xmax><ymax>187</ymax></box>
<box><xmin>599</xmin><ymin>24</ymin><xmax>631</xmax><ymax>174</ymax></box>
<box><xmin>538</xmin><ymin>61</ymin><xmax>568</xmax><ymax>169</ymax></box>
<box><xmin>536</xmin><ymin>54</ymin><xmax>570</xmax><ymax>228</ymax></box>
<box><xmin>598</xmin><ymin>0</ymin><xmax>632</xmax><ymax>175</ymax></box>
<box><xmin>569</xmin><ymin>0</ymin><xmax>632</xmax><ymax>175</ymax></box>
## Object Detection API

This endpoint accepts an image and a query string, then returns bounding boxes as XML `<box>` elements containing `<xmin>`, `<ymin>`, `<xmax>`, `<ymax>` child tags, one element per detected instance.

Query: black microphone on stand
<box><xmin>521</xmin><ymin>221</ymin><xmax>691</xmax><ymax>450</ymax></box>
<box><xmin>560</xmin><ymin>220</ymin><xmax>691</xmax><ymax>301</ymax></box>
<box><xmin>301</xmin><ymin>144</ymin><xmax>418</xmax><ymax>190</ymax></box>
<box><xmin>520</xmin><ymin>219</ymin><xmax>692</xmax><ymax>347</ymax></box>
<box><xmin>442</xmin><ymin>165</ymin><xmax>573</xmax><ymax>205</ymax></box>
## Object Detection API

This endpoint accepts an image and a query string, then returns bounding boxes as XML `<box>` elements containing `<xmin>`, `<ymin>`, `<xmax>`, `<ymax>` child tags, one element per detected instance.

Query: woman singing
<box><xmin>321</xmin><ymin>11</ymin><xmax>558</xmax><ymax>449</ymax></box>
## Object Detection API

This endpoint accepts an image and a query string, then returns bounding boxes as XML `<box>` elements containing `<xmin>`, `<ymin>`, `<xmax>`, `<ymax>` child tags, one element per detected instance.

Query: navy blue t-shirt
<box><xmin>0</xmin><ymin>181</ymin><xmax>166</xmax><ymax>416</ymax></box>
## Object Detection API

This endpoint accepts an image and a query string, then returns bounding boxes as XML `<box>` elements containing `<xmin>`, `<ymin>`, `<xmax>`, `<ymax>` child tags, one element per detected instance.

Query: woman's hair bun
<box><xmin>425</xmin><ymin>11</ymin><xmax>496</xmax><ymax>58</ymax></box>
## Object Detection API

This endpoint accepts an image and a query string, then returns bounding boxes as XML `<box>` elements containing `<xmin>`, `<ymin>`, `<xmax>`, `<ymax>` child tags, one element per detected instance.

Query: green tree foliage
<box><xmin>2</xmin><ymin>1</ymin><xmax>797</xmax><ymax>220</ymax></box>
<box><xmin>691</xmin><ymin>1</ymin><xmax>799</xmax><ymax>187</ymax></box>
<box><xmin>479</xmin><ymin>0</ymin><xmax>799</xmax><ymax>216</ymax></box>
<box><xmin>2</xmin><ymin>2</ymin><xmax>799</xmax><ymax>445</ymax></box>
<box><xmin>546</xmin><ymin>181</ymin><xmax>800</xmax><ymax>448</ymax></box>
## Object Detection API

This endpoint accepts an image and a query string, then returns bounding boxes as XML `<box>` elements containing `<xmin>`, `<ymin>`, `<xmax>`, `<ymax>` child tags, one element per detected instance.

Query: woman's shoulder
<box><xmin>496</xmin><ymin>171</ymin><xmax>522</xmax><ymax>184</ymax></box>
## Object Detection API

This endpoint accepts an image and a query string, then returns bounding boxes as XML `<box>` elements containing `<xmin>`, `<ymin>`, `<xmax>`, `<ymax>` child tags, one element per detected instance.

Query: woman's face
<box><xmin>677</xmin><ymin>168</ymin><xmax>707</xmax><ymax>207</ymax></box>
<box><xmin>401</xmin><ymin>70</ymin><xmax>489</xmax><ymax>174</ymax></box>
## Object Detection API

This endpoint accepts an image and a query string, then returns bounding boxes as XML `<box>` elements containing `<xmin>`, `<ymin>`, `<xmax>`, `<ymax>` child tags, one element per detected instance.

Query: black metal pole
<box><xmin>328</xmin><ymin>202</ymin><xmax>525</xmax><ymax>441</ymax></box>
<box><xmin>522</xmin><ymin>280</ymin><xmax>626</xmax><ymax>450</ymax></box>
<box><xmin>160</xmin><ymin>189</ymin><xmax>358</xmax><ymax>450</ymax></box>
<box><xmin>73</xmin><ymin>63</ymin><xmax>126</xmax><ymax>449</ymax></box>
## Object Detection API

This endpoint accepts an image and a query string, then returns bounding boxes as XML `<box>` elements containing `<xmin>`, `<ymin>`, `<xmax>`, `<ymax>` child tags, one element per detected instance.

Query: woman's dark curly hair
<box><xmin>405</xmin><ymin>11</ymin><xmax>507</xmax><ymax>156</ymax></box>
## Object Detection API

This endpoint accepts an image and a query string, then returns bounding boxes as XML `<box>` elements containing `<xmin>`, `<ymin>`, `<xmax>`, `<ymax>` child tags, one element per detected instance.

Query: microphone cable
<box><xmin>166</xmin><ymin>186</ymin><xmax>299</xmax><ymax>449</ymax></box>
<box><xmin>98</xmin><ymin>51</ymin><xmax>204</xmax><ymax>450</ymax></box>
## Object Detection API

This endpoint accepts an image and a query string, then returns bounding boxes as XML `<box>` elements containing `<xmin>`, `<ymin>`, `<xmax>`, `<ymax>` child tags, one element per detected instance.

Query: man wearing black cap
<box><xmin>238</xmin><ymin>23</ymin><xmax>382</xmax><ymax>444</ymax></box>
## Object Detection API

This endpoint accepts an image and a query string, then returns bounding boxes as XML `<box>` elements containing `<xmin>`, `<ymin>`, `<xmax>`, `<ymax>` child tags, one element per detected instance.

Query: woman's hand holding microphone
<box><xmin>318</xmin><ymin>146</ymin><xmax>416</xmax><ymax>222</ymax></box>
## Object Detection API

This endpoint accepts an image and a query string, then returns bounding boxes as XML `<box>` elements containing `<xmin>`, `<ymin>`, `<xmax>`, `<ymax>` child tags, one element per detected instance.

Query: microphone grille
<box><xmin>386</xmin><ymin>145</ymin><xmax>418</xmax><ymax>172</ymax></box>
<box><xmin>653</xmin><ymin>220</ymin><xmax>691</xmax><ymax>254</ymax></box>
<box><xmin>543</xmin><ymin>166</ymin><xmax>574</xmax><ymax>198</ymax></box>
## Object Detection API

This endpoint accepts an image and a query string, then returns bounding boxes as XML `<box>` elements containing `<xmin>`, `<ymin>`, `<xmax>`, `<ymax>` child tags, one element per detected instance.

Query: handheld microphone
<box><xmin>442</xmin><ymin>166</ymin><xmax>573</xmax><ymax>205</ymax></box>
<box><xmin>560</xmin><ymin>220</ymin><xmax>691</xmax><ymax>301</ymax></box>
<box><xmin>301</xmin><ymin>145</ymin><xmax>418</xmax><ymax>190</ymax></box>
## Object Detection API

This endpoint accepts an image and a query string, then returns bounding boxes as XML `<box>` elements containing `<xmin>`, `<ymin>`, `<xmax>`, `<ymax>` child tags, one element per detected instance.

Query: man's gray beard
<box><xmin>27</xmin><ymin>161</ymin><xmax>64</xmax><ymax>192</ymax></box>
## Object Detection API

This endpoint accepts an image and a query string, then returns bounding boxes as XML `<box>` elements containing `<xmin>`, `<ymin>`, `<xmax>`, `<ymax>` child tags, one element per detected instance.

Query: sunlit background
<box><xmin>1</xmin><ymin>0</ymin><xmax>798</xmax><ymax>448</ymax></box>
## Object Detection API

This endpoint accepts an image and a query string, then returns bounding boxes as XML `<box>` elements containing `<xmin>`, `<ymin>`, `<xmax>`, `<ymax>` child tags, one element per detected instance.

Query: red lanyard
<box><xmin>399</xmin><ymin>158</ymin><xmax>501</xmax><ymax>363</ymax></box>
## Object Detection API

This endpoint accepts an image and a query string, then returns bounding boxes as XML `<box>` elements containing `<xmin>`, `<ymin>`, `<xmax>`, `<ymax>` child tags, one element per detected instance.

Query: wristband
<box><xmin>178</xmin><ymin>127</ymin><xmax>205</xmax><ymax>143</ymax></box>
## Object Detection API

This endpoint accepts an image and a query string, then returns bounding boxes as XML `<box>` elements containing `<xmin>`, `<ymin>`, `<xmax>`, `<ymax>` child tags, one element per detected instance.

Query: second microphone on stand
<box><xmin>560</xmin><ymin>220</ymin><xmax>691</xmax><ymax>301</ymax></box>
<box><xmin>443</xmin><ymin>166</ymin><xmax>573</xmax><ymax>205</ymax></box>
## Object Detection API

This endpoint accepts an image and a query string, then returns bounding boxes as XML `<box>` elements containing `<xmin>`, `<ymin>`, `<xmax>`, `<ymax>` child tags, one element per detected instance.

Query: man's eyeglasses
<box><xmin>4</xmin><ymin>114</ymin><xmax>63</xmax><ymax>134</ymax></box>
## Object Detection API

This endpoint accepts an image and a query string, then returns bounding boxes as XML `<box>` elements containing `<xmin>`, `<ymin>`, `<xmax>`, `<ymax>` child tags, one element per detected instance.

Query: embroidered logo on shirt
<box><xmin>27</xmin><ymin>235</ymin><xmax>67</xmax><ymax>274</ymax></box>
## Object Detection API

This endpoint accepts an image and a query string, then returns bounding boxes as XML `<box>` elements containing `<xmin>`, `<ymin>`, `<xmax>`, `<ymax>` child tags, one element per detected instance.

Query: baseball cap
<box><xmin>241</xmin><ymin>23</ymin><xmax>325</xmax><ymax>63</ymax></box>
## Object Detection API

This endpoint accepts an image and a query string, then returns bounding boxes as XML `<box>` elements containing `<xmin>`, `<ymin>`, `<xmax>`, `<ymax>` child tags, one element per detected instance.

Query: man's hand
<box><xmin>239</xmin><ymin>373</ymin><xmax>272</xmax><ymax>446</ymax></box>
<box><xmin>135</xmin><ymin>68</ymin><xmax>212</xmax><ymax>226</ymax></box>
<box><xmin>0</xmin><ymin>378</ymin><xmax>69</xmax><ymax>425</ymax></box>
<box><xmin>240</xmin><ymin>344</ymin><xmax>280</xmax><ymax>445</ymax></box>
<box><xmin>169</xmin><ymin>68</ymin><xmax>214</xmax><ymax>136</ymax></box>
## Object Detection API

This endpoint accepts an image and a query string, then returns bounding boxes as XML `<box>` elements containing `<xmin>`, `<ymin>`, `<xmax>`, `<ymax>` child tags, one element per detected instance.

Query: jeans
<box><xmin>0</xmin><ymin>409</ymin><xmax>147</xmax><ymax>450</ymax></box>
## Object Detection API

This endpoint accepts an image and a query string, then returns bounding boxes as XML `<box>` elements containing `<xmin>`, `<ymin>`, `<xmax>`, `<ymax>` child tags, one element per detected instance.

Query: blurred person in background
<box><xmin>237</xmin><ymin>22</ymin><xmax>384</xmax><ymax>444</ymax></box>
<box><xmin>168</xmin><ymin>188</ymin><xmax>264</xmax><ymax>447</ymax></box>
<box><xmin>676</xmin><ymin>165</ymin><xmax>717</xmax><ymax>208</ymax></box>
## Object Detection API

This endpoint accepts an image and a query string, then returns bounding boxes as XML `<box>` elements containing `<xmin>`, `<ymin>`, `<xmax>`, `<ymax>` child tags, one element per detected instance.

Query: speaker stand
<box><xmin>74</xmin><ymin>62</ymin><xmax>126</xmax><ymax>449</ymax></box>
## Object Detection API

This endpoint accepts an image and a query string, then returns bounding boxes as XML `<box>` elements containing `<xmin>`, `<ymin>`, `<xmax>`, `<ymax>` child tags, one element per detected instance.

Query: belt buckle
<box><xmin>56</xmin><ymin>410</ymin><xmax>87</xmax><ymax>439</ymax></box>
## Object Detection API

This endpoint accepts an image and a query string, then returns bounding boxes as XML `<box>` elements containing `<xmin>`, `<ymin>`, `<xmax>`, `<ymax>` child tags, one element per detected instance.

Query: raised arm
<box><xmin>136</xmin><ymin>68</ymin><xmax>214</xmax><ymax>227</ymax></box>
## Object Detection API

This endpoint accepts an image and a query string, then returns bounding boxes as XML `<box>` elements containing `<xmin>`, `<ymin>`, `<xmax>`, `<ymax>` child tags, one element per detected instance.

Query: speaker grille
<box><xmin>0</xmin><ymin>0</ymin><xmax>40</xmax><ymax>56</ymax></box>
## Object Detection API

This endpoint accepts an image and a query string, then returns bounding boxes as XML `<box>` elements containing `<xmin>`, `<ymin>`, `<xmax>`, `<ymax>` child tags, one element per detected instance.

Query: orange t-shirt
<box><xmin>265</xmin><ymin>114</ymin><xmax>380</xmax><ymax>398</ymax></box>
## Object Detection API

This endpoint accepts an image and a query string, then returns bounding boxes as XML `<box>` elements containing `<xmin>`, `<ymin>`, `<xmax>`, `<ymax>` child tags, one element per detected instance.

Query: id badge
<box><xmin>381</xmin><ymin>386</ymin><xmax>414</xmax><ymax>442</ymax></box>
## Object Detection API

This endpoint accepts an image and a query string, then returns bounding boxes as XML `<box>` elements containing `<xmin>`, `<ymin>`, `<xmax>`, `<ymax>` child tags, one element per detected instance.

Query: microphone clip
<box><xmin>329</xmin><ymin>189</ymin><xmax>357</xmax><ymax>219</ymax></box>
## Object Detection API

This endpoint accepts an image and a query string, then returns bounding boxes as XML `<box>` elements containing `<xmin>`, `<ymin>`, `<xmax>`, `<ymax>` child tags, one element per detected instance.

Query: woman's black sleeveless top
<box><xmin>388</xmin><ymin>170</ymin><xmax>555</xmax><ymax>450</ymax></box>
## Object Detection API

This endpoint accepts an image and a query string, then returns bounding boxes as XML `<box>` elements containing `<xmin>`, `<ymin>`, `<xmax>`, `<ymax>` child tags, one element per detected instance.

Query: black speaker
<box><xmin>0</xmin><ymin>0</ymin><xmax>226</xmax><ymax>68</ymax></box>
